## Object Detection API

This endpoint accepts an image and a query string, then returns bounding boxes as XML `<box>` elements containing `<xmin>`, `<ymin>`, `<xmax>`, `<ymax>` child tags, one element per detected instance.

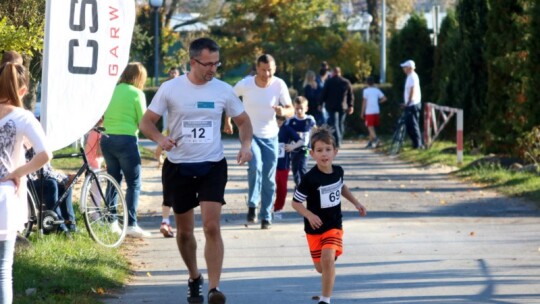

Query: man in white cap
<box><xmin>400</xmin><ymin>59</ymin><xmax>423</xmax><ymax>149</ymax></box>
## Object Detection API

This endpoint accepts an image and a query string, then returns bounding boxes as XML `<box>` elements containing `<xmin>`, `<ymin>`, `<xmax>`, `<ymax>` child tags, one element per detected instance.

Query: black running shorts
<box><xmin>162</xmin><ymin>158</ymin><xmax>227</xmax><ymax>214</ymax></box>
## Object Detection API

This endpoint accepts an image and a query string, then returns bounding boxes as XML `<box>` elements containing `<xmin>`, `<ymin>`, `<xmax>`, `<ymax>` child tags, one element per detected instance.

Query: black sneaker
<box><xmin>261</xmin><ymin>220</ymin><xmax>271</xmax><ymax>230</ymax></box>
<box><xmin>247</xmin><ymin>207</ymin><xmax>257</xmax><ymax>223</ymax></box>
<box><xmin>364</xmin><ymin>141</ymin><xmax>373</xmax><ymax>148</ymax></box>
<box><xmin>318</xmin><ymin>301</ymin><xmax>330</xmax><ymax>304</ymax></box>
<box><xmin>187</xmin><ymin>274</ymin><xmax>204</xmax><ymax>303</ymax></box>
<box><xmin>208</xmin><ymin>288</ymin><xmax>226</xmax><ymax>304</ymax></box>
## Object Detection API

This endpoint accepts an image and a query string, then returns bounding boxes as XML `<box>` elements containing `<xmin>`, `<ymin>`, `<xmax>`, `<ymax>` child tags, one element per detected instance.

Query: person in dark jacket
<box><xmin>320</xmin><ymin>67</ymin><xmax>354</xmax><ymax>147</ymax></box>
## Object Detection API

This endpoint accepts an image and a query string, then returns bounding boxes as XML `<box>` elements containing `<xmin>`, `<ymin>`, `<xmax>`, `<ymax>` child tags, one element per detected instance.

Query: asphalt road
<box><xmin>102</xmin><ymin>139</ymin><xmax>540</xmax><ymax>304</ymax></box>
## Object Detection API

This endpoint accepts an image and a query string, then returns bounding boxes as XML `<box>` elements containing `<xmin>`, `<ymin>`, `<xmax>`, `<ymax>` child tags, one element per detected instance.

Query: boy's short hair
<box><xmin>367</xmin><ymin>76</ymin><xmax>375</xmax><ymax>85</ymax></box>
<box><xmin>310</xmin><ymin>125</ymin><xmax>336</xmax><ymax>148</ymax></box>
<box><xmin>294</xmin><ymin>96</ymin><xmax>308</xmax><ymax>106</ymax></box>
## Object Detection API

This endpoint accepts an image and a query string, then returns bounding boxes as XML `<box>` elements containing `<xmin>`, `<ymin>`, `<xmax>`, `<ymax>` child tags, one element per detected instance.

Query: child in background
<box><xmin>85</xmin><ymin>117</ymin><xmax>104</xmax><ymax>171</ymax></box>
<box><xmin>286</xmin><ymin>96</ymin><xmax>316</xmax><ymax>187</ymax></box>
<box><xmin>273</xmin><ymin>115</ymin><xmax>303</xmax><ymax>219</ymax></box>
<box><xmin>292</xmin><ymin>126</ymin><xmax>367</xmax><ymax>304</ymax></box>
<box><xmin>361</xmin><ymin>76</ymin><xmax>386</xmax><ymax>148</ymax></box>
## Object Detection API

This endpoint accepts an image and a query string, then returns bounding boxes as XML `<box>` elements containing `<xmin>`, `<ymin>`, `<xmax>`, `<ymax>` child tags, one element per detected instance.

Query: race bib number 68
<box><xmin>319</xmin><ymin>179</ymin><xmax>343</xmax><ymax>208</ymax></box>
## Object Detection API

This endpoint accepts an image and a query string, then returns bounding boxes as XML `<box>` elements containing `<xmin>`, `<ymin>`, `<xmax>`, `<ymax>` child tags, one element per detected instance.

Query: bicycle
<box><xmin>23</xmin><ymin>127</ymin><xmax>128</xmax><ymax>248</ymax></box>
<box><xmin>388</xmin><ymin>110</ymin><xmax>409</xmax><ymax>155</ymax></box>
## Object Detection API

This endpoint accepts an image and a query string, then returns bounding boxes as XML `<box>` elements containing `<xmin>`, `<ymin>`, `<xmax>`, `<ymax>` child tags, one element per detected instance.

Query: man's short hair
<box><xmin>256</xmin><ymin>54</ymin><xmax>275</xmax><ymax>66</ymax></box>
<box><xmin>189</xmin><ymin>38</ymin><xmax>219</xmax><ymax>58</ymax></box>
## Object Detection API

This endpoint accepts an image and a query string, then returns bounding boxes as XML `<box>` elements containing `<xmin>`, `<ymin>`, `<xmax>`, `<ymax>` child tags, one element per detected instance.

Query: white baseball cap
<box><xmin>400</xmin><ymin>60</ymin><xmax>416</xmax><ymax>69</ymax></box>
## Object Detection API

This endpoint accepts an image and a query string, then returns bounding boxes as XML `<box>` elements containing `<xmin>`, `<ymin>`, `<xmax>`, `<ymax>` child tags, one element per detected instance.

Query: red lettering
<box><xmin>110</xmin><ymin>46</ymin><xmax>119</xmax><ymax>58</ymax></box>
<box><xmin>109</xmin><ymin>64</ymin><xmax>119</xmax><ymax>76</ymax></box>
<box><xmin>109</xmin><ymin>6</ymin><xmax>119</xmax><ymax>21</ymax></box>
<box><xmin>110</xmin><ymin>27</ymin><xmax>120</xmax><ymax>38</ymax></box>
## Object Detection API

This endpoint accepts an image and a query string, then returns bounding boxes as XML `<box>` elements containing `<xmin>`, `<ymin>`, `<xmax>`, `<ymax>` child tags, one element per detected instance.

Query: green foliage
<box><xmin>449</xmin><ymin>0</ymin><xmax>489</xmax><ymax>147</ymax></box>
<box><xmin>517</xmin><ymin>126</ymin><xmax>540</xmax><ymax>164</ymax></box>
<box><xmin>433</xmin><ymin>10</ymin><xmax>459</xmax><ymax>106</ymax></box>
<box><xmin>388</xmin><ymin>13</ymin><xmax>434</xmax><ymax>104</ymax></box>
<box><xmin>484</xmin><ymin>0</ymin><xmax>529</xmax><ymax>153</ymax></box>
<box><xmin>526</xmin><ymin>1</ymin><xmax>540</xmax><ymax>128</ymax></box>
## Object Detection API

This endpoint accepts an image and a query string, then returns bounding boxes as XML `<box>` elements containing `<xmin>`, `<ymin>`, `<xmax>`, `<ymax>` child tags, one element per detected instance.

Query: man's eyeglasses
<box><xmin>193</xmin><ymin>58</ymin><xmax>222</xmax><ymax>68</ymax></box>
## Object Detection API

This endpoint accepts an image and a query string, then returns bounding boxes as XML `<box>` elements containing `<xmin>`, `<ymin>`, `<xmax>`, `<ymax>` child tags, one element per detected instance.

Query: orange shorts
<box><xmin>306</xmin><ymin>228</ymin><xmax>343</xmax><ymax>263</ymax></box>
<box><xmin>364</xmin><ymin>114</ymin><xmax>380</xmax><ymax>127</ymax></box>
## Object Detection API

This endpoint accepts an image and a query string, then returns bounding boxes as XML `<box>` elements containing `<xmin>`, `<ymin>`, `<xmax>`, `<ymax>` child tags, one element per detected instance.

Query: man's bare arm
<box><xmin>231</xmin><ymin>111</ymin><xmax>253</xmax><ymax>164</ymax></box>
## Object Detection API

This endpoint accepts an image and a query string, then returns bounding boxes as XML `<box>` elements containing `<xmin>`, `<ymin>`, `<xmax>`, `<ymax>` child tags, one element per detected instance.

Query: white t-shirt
<box><xmin>403</xmin><ymin>71</ymin><xmax>421</xmax><ymax>105</ymax></box>
<box><xmin>0</xmin><ymin>108</ymin><xmax>48</xmax><ymax>240</ymax></box>
<box><xmin>234</xmin><ymin>76</ymin><xmax>292</xmax><ymax>138</ymax></box>
<box><xmin>363</xmin><ymin>87</ymin><xmax>385</xmax><ymax>115</ymax></box>
<box><xmin>148</xmin><ymin>75</ymin><xmax>245</xmax><ymax>163</ymax></box>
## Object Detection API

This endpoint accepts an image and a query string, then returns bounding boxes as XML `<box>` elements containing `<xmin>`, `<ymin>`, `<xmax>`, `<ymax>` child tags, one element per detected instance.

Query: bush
<box><xmin>518</xmin><ymin>126</ymin><xmax>540</xmax><ymax>164</ymax></box>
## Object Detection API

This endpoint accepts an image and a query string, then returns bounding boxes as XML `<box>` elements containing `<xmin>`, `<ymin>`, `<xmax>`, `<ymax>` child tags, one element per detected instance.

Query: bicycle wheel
<box><xmin>389</xmin><ymin>122</ymin><xmax>406</xmax><ymax>155</ymax></box>
<box><xmin>22</xmin><ymin>191</ymin><xmax>38</xmax><ymax>238</ymax></box>
<box><xmin>81</xmin><ymin>172</ymin><xmax>128</xmax><ymax>247</ymax></box>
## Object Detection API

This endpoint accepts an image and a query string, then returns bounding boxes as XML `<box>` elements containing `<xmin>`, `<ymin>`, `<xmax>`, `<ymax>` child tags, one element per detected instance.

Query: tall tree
<box><xmin>484</xmin><ymin>0</ymin><xmax>530</xmax><ymax>153</ymax></box>
<box><xmin>526</xmin><ymin>1</ymin><xmax>540</xmax><ymax>129</ymax></box>
<box><xmin>452</xmin><ymin>0</ymin><xmax>488</xmax><ymax>147</ymax></box>
<box><xmin>433</xmin><ymin>10</ymin><xmax>459</xmax><ymax>106</ymax></box>
<box><xmin>216</xmin><ymin>0</ymin><xmax>342</xmax><ymax>85</ymax></box>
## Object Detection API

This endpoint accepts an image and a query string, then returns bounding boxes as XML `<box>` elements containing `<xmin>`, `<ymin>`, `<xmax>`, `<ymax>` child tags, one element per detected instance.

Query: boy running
<box><xmin>292</xmin><ymin>126</ymin><xmax>367</xmax><ymax>304</ymax></box>
<box><xmin>361</xmin><ymin>76</ymin><xmax>386</xmax><ymax>148</ymax></box>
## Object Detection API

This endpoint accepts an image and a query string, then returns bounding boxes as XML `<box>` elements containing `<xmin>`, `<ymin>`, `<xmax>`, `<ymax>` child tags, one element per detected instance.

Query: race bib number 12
<box><xmin>182</xmin><ymin>120</ymin><xmax>213</xmax><ymax>143</ymax></box>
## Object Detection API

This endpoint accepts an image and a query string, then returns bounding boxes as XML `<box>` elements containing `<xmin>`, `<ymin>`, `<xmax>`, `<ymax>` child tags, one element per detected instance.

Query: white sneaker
<box><xmin>273</xmin><ymin>210</ymin><xmax>283</xmax><ymax>220</ymax></box>
<box><xmin>126</xmin><ymin>225</ymin><xmax>151</xmax><ymax>238</ymax></box>
<box><xmin>110</xmin><ymin>220</ymin><xmax>122</xmax><ymax>235</ymax></box>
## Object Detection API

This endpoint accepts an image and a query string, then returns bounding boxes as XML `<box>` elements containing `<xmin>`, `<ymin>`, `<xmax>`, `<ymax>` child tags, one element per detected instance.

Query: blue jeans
<box><xmin>0</xmin><ymin>240</ymin><xmax>15</xmax><ymax>304</ymax></box>
<box><xmin>101</xmin><ymin>134</ymin><xmax>141</xmax><ymax>226</ymax></box>
<box><xmin>31</xmin><ymin>177</ymin><xmax>75</xmax><ymax>232</ymax></box>
<box><xmin>327</xmin><ymin>110</ymin><xmax>347</xmax><ymax>147</ymax></box>
<box><xmin>248</xmin><ymin>136</ymin><xmax>278</xmax><ymax>222</ymax></box>
<box><xmin>405</xmin><ymin>103</ymin><xmax>423</xmax><ymax>148</ymax></box>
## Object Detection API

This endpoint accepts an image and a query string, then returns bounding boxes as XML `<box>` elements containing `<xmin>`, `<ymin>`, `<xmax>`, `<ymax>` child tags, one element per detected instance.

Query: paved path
<box><xmin>102</xmin><ymin>139</ymin><xmax>540</xmax><ymax>304</ymax></box>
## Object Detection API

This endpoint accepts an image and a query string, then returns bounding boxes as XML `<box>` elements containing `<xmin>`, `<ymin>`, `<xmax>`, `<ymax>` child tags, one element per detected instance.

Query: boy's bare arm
<box><xmin>341</xmin><ymin>184</ymin><xmax>367</xmax><ymax>216</ymax></box>
<box><xmin>292</xmin><ymin>201</ymin><xmax>323</xmax><ymax>230</ymax></box>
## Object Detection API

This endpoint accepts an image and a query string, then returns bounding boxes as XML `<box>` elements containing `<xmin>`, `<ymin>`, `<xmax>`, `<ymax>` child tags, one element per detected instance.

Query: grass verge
<box><xmin>14</xmin><ymin>144</ymin><xmax>155</xmax><ymax>303</ymax></box>
<box><xmin>390</xmin><ymin>140</ymin><xmax>540</xmax><ymax>205</ymax></box>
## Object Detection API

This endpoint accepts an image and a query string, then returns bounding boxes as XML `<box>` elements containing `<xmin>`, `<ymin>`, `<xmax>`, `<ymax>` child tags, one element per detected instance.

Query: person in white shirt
<box><xmin>224</xmin><ymin>54</ymin><xmax>294</xmax><ymax>230</ymax></box>
<box><xmin>0</xmin><ymin>61</ymin><xmax>52</xmax><ymax>304</ymax></box>
<box><xmin>361</xmin><ymin>76</ymin><xmax>387</xmax><ymax>148</ymax></box>
<box><xmin>400</xmin><ymin>59</ymin><xmax>424</xmax><ymax>149</ymax></box>
<box><xmin>140</xmin><ymin>37</ymin><xmax>252</xmax><ymax>304</ymax></box>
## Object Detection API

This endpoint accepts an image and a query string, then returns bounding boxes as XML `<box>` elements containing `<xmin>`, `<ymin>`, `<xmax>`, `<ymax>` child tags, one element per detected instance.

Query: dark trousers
<box><xmin>327</xmin><ymin>110</ymin><xmax>346</xmax><ymax>147</ymax></box>
<box><xmin>291</xmin><ymin>150</ymin><xmax>308</xmax><ymax>188</ymax></box>
<box><xmin>405</xmin><ymin>103</ymin><xmax>423</xmax><ymax>148</ymax></box>
<box><xmin>31</xmin><ymin>177</ymin><xmax>75</xmax><ymax>231</ymax></box>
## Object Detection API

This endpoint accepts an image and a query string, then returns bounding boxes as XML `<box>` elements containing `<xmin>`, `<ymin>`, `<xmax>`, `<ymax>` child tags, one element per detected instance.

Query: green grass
<box><xmin>13</xmin><ymin>144</ymin><xmax>156</xmax><ymax>303</ymax></box>
<box><xmin>14</xmin><ymin>232</ymin><xmax>130</xmax><ymax>303</ymax></box>
<box><xmin>384</xmin><ymin>140</ymin><xmax>540</xmax><ymax>205</ymax></box>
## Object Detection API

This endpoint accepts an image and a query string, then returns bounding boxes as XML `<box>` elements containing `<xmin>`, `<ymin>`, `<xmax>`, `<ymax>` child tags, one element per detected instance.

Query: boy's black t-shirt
<box><xmin>293</xmin><ymin>165</ymin><xmax>344</xmax><ymax>234</ymax></box>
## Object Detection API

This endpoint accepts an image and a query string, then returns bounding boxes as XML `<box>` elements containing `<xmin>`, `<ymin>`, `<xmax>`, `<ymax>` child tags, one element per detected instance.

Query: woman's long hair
<box><xmin>0</xmin><ymin>62</ymin><xmax>28</xmax><ymax>108</ymax></box>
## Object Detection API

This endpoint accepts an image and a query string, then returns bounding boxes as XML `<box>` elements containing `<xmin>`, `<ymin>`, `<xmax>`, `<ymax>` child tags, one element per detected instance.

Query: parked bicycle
<box><xmin>23</xmin><ymin>127</ymin><xmax>128</xmax><ymax>248</ymax></box>
<box><xmin>388</xmin><ymin>110</ymin><xmax>409</xmax><ymax>155</ymax></box>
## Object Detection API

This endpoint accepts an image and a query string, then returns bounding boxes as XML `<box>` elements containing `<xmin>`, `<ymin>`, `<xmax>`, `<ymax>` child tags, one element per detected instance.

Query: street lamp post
<box><xmin>149</xmin><ymin>0</ymin><xmax>163</xmax><ymax>87</ymax></box>
<box><xmin>380</xmin><ymin>0</ymin><xmax>387</xmax><ymax>83</ymax></box>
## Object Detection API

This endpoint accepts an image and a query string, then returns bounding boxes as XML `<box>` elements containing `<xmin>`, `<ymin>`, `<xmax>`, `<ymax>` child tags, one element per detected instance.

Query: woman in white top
<box><xmin>0</xmin><ymin>62</ymin><xmax>51</xmax><ymax>303</ymax></box>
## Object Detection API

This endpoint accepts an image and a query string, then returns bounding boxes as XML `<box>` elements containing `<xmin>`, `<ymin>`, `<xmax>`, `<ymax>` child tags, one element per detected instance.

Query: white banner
<box><xmin>42</xmin><ymin>0</ymin><xmax>136</xmax><ymax>151</ymax></box>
